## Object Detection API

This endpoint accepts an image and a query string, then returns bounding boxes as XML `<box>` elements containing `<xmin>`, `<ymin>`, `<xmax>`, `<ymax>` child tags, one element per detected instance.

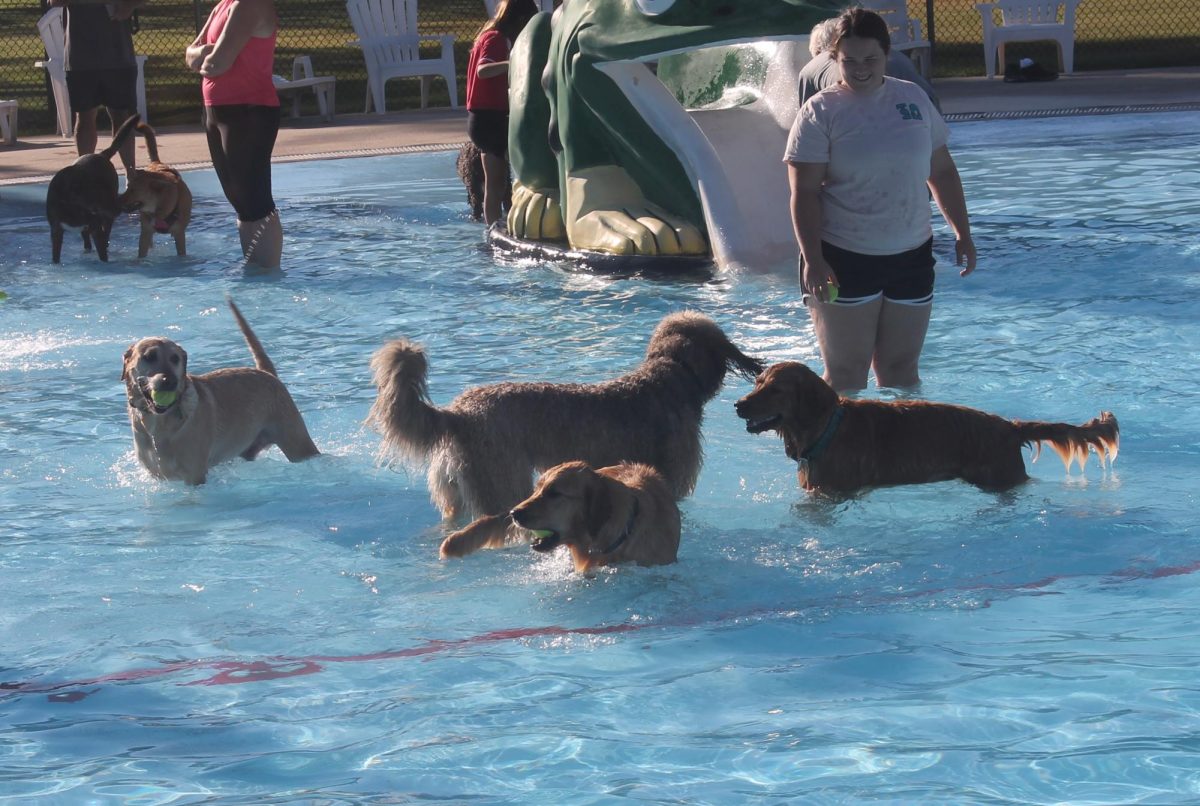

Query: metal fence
<box><xmin>3</xmin><ymin>0</ymin><xmax>1198</xmax><ymax>136</ymax></box>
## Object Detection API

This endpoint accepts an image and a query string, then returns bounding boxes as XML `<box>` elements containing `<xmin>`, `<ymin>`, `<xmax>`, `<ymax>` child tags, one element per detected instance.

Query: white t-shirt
<box><xmin>784</xmin><ymin>77</ymin><xmax>950</xmax><ymax>255</ymax></box>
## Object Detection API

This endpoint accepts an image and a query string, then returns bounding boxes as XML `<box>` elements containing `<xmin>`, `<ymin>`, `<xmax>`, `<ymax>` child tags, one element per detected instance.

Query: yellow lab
<box><xmin>121</xmin><ymin>299</ymin><xmax>319</xmax><ymax>484</ymax></box>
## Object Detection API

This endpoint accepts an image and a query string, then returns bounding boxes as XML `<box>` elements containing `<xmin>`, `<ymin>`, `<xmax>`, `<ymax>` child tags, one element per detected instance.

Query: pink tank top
<box><xmin>201</xmin><ymin>0</ymin><xmax>280</xmax><ymax>107</ymax></box>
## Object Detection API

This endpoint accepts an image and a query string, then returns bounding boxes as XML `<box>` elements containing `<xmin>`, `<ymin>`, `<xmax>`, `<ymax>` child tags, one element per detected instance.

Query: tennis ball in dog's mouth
<box><xmin>150</xmin><ymin>389</ymin><xmax>177</xmax><ymax>407</ymax></box>
<box><xmin>529</xmin><ymin>529</ymin><xmax>554</xmax><ymax>539</ymax></box>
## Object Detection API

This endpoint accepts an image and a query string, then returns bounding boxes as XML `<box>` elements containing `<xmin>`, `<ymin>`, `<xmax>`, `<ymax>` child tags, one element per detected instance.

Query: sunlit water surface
<box><xmin>1</xmin><ymin>112</ymin><xmax>1198</xmax><ymax>804</ymax></box>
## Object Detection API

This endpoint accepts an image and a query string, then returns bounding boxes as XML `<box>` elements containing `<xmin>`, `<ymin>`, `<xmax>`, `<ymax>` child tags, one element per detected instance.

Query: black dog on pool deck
<box><xmin>46</xmin><ymin>113</ymin><xmax>140</xmax><ymax>263</ymax></box>
<box><xmin>456</xmin><ymin>141</ymin><xmax>512</xmax><ymax>221</ymax></box>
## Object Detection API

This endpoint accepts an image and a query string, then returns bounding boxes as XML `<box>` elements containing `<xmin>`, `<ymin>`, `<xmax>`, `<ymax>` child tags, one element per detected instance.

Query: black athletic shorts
<box><xmin>66</xmin><ymin>67</ymin><xmax>138</xmax><ymax>115</ymax></box>
<box><xmin>205</xmin><ymin>104</ymin><xmax>280</xmax><ymax>223</ymax></box>
<box><xmin>467</xmin><ymin>109</ymin><xmax>508</xmax><ymax>158</ymax></box>
<box><xmin>820</xmin><ymin>237</ymin><xmax>936</xmax><ymax>305</ymax></box>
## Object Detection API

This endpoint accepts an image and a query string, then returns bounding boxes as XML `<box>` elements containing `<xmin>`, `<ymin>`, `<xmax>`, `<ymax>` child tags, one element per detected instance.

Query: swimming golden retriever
<box><xmin>122</xmin><ymin>299</ymin><xmax>319</xmax><ymax>485</ymax></box>
<box><xmin>735</xmin><ymin>361</ymin><xmax>1119</xmax><ymax>494</ymax></box>
<box><xmin>510</xmin><ymin>461</ymin><xmax>680</xmax><ymax>574</ymax></box>
<box><xmin>368</xmin><ymin>311</ymin><xmax>761</xmax><ymax>557</ymax></box>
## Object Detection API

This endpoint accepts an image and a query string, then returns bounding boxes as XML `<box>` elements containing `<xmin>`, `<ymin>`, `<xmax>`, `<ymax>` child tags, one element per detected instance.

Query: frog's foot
<box><xmin>564</xmin><ymin>165</ymin><xmax>706</xmax><ymax>256</ymax></box>
<box><xmin>507</xmin><ymin>183</ymin><xmax>565</xmax><ymax>242</ymax></box>
<box><xmin>571</xmin><ymin>206</ymin><xmax>706</xmax><ymax>256</ymax></box>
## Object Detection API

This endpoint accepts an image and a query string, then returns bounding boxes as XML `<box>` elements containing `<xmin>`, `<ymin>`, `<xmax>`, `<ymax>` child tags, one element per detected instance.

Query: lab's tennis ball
<box><xmin>151</xmin><ymin>390</ymin><xmax>177</xmax><ymax>407</ymax></box>
<box><xmin>530</xmin><ymin>529</ymin><xmax>554</xmax><ymax>539</ymax></box>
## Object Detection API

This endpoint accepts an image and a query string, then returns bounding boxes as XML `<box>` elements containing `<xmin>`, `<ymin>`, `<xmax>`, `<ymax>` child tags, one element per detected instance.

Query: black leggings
<box><xmin>205</xmin><ymin>104</ymin><xmax>279</xmax><ymax>222</ymax></box>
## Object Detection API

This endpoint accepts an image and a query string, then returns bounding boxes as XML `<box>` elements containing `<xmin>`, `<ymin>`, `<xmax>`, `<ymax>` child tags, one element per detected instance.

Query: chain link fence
<box><xmin>3</xmin><ymin>0</ymin><xmax>1198</xmax><ymax>136</ymax></box>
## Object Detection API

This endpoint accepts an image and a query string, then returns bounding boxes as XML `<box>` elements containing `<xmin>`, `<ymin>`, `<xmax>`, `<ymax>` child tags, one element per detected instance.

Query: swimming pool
<box><xmin>1</xmin><ymin>111</ymin><xmax>1198</xmax><ymax>803</ymax></box>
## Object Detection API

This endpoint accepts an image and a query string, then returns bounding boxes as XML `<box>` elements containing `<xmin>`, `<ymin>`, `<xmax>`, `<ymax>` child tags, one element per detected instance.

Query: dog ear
<box><xmin>583</xmin><ymin>472</ymin><xmax>612</xmax><ymax>537</ymax></box>
<box><xmin>120</xmin><ymin>346</ymin><xmax>134</xmax><ymax>382</ymax></box>
<box><xmin>178</xmin><ymin>346</ymin><xmax>188</xmax><ymax>378</ymax></box>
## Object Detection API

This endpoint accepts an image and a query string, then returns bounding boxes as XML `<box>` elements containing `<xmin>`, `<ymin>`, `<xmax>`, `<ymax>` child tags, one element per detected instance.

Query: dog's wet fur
<box><xmin>119</xmin><ymin>122</ymin><xmax>193</xmax><ymax>258</ymax></box>
<box><xmin>122</xmin><ymin>299</ymin><xmax>319</xmax><ymax>485</ymax></box>
<box><xmin>369</xmin><ymin>311</ymin><xmax>762</xmax><ymax>558</ymax></box>
<box><xmin>46</xmin><ymin>113</ymin><xmax>140</xmax><ymax>263</ymax></box>
<box><xmin>736</xmin><ymin>361</ymin><xmax>1119</xmax><ymax>494</ymax></box>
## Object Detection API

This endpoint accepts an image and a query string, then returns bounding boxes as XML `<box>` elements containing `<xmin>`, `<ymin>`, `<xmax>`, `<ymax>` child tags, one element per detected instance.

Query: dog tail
<box><xmin>98</xmin><ymin>114</ymin><xmax>141</xmax><ymax>163</ymax></box>
<box><xmin>368</xmin><ymin>339</ymin><xmax>448</xmax><ymax>462</ymax></box>
<box><xmin>134</xmin><ymin>121</ymin><xmax>161</xmax><ymax>163</ymax></box>
<box><xmin>1013</xmin><ymin>411</ymin><xmax>1119</xmax><ymax>472</ymax></box>
<box><xmin>725</xmin><ymin>338</ymin><xmax>765</xmax><ymax>381</ymax></box>
<box><xmin>226</xmin><ymin>297</ymin><xmax>278</xmax><ymax>376</ymax></box>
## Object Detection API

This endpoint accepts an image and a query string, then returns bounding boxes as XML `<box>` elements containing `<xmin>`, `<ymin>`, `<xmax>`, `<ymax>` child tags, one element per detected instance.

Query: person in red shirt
<box><xmin>186</xmin><ymin>0</ymin><xmax>283</xmax><ymax>269</ymax></box>
<box><xmin>466</xmin><ymin>0</ymin><xmax>538</xmax><ymax>226</ymax></box>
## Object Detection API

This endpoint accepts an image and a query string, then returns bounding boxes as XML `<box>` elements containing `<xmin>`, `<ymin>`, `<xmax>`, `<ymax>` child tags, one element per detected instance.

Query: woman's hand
<box><xmin>199</xmin><ymin>50</ymin><xmax>232</xmax><ymax>78</ymax></box>
<box><xmin>186</xmin><ymin>43</ymin><xmax>214</xmax><ymax>72</ymax></box>
<box><xmin>955</xmin><ymin>233</ymin><xmax>977</xmax><ymax>276</ymax></box>
<box><xmin>802</xmin><ymin>255</ymin><xmax>840</xmax><ymax>303</ymax></box>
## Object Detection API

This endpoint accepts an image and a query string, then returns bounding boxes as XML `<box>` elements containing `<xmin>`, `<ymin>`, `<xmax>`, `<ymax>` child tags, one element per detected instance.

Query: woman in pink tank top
<box><xmin>186</xmin><ymin>0</ymin><xmax>283</xmax><ymax>268</ymax></box>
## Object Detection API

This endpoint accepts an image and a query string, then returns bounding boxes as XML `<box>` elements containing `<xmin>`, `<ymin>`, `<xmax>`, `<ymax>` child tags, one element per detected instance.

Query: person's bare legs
<box><xmin>73</xmin><ymin>106</ymin><xmax>99</xmax><ymax>156</ymax></box>
<box><xmin>481</xmin><ymin>151</ymin><xmax>506</xmax><ymax>226</ymax></box>
<box><xmin>237</xmin><ymin>211</ymin><xmax>283</xmax><ymax>270</ymax></box>
<box><xmin>809</xmin><ymin>296</ymin><xmax>883</xmax><ymax>392</ymax></box>
<box><xmin>872</xmin><ymin>298</ymin><xmax>932</xmax><ymax>389</ymax></box>
<box><xmin>106</xmin><ymin>106</ymin><xmax>136</xmax><ymax>174</ymax></box>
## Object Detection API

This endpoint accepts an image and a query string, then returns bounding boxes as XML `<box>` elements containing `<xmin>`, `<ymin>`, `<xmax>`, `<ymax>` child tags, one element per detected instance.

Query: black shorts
<box><xmin>467</xmin><ymin>109</ymin><xmax>508</xmax><ymax>158</ymax></box>
<box><xmin>205</xmin><ymin>104</ymin><xmax>279</xmax><ymax>223</ymax></box>
<box><xmin>821</xmin><ymin>237</ymin><xmax>936</xmax><ymax>304</ymax></box>
<box><xmin>66</xmin><ymin>67</ymin><xmax>138</xmax><ymax>115</ymax></box>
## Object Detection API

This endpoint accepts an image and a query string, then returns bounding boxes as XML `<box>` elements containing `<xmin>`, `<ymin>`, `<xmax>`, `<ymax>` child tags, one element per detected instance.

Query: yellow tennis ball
<box><xmin>530</xmin><ymin>529</ymin><xmax>554</xmax><ymax>539</ymax></box>
<box><xmin>826</xmin><ymin>282</ymin><xmax>839</xmax><ymax>303</ymax></box>
<box><xmin>151</xmin><ymin>389</ymin><xmax>177</xmax><ymax>407</ymax></box>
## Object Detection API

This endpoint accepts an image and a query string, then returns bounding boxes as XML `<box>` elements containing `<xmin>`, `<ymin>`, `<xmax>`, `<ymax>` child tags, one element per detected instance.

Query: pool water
<box><xmin>1</xmin><ymin>112</ymin><xmax>1198</xmax><ymax>803</ymax></box>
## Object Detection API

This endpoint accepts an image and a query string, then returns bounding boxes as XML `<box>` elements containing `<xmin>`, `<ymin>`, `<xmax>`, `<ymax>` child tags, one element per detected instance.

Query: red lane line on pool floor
<box><xmin>5</xmin><ymin>561</ymin><xmax>1197</xmax><ymax>703</ymax></box>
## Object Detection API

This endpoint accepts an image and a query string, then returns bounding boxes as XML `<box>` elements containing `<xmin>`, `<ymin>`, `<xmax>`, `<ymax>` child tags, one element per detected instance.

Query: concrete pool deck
<box><xmin>2</xmin><ymin>66</ymin><xmax>1197</xmax><ymax>186</ymax></box>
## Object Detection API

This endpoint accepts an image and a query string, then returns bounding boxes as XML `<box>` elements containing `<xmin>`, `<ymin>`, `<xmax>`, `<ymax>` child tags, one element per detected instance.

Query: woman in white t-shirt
<box><xmin>785</xmin><ymin>7</ymin><xmax>976</xmax><ymax>392</ymax></box>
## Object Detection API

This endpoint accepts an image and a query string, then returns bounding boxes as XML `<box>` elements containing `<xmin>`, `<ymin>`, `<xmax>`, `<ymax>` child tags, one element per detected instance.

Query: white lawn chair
<box><xmin>862</xmin><ymin>0</ymin><xmax>932</xmax><ymax>77</ymax></box>
<box><xmin>34</xmin><ymin>8</ymin><xmax>148</xmax><ymax>138</ymax></box>
<box><xmin>976</xmin><ymin>0</ymin><xmax>1082</xmax><ymax>79</ymax></box>
<box><xmin>273</xmin><ymin>55</ymin><xmax>337</xmax><ymax>122</ymax></box>
<box><xmin>346</xmin><ymin>0</ymin><xmax>458</xmax><ymax>112</ymax></box>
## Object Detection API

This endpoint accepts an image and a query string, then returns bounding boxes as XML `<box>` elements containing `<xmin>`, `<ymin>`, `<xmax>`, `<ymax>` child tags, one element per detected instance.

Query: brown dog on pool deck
<box><xmin>735</xmin><ymin>361</ymin><xmax>1119</xmax><ymax>494</ymax></box>
<box><xmin>122</xmin><ymin>299</ymin><xmax>320</xmax><ymax>485</ymax></box>
<box><xmin>510</xmin><ymin>462</ymin><xmax>681</xmax><ymax>574</ymax></box>
<box><xmin>46</xmin><ymin>113</ymin><xmax>139</xmax><ymax>263</ymax></box>
<box><xmin>119</xmin><ymin>122</ymin><xmax>193</xmax><ymax>258</ymax></box>
<box><xmin>368</xmin><ymin>311</ymin><xmax>762</xmax><ymax>558</ymax></box>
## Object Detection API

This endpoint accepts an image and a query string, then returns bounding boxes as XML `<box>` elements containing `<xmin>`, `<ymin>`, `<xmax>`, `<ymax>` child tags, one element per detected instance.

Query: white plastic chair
<box><xmin>346</xmin><ymin>0</ymin><xmax>458</xmax><ymax>112</ymax></box>
<box><xmin>273</xmin><ymin>55</ymin><xmax>337</xmax><ymax>122</ymax></box>
<box><xmin>34</xmin><ymin>8</ymin><xmax>148</xmax><ymax>138</ymax></box>
<box><xmin>976</xmin><ymin>0</ymin><xmax>1082</xmax><ymax>79</ymax></box>
<box><xmin>862</xmin><ymin>0</ymin><xmax>932</xmax><ymax>78</ymax></box>
<box><xmin>0</xmin><ymin>100</ymin><xmax>17</xmax><ymax>145</ymax></box>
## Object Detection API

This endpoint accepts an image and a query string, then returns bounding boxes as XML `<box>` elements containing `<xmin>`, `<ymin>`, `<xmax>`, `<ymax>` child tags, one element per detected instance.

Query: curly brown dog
<box><xmin>119</xmin><ymin>122</ymin><xmax>193</xmax><ymax>258</ymax></box>
<box><xmin>510</xmin><ymin>462</ymin><xmax>680</xmax><ymax>574</ymax></box>
<box><xmin>456</xmin><ymin>142</ymin><xmax>510</xmax><ymax>221</ymax></box>
<box><xmin>368</xmin><ymin>311</ymin><xmax>762</xmax><ymax>558</ymax></box>
<box><xmin>735</xmin><ymin>361</ymin><xmax>1119</xmax><ymax>494</ymax></box>
<box><xmin>122</xmin><ymin>299</ymin><xmax>319</xmax><ymax>485</ymax></box>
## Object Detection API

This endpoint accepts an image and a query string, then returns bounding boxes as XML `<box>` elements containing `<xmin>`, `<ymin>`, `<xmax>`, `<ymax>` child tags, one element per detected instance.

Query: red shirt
<box><xmin>466</xmin><ymin>29</ymin><xmax>509</xmax><ymax>112</ymax></box>
<box><xmin>201</xmin><ymin>0</ymin><xmax>280</xmax><ymax>107</ymax></box>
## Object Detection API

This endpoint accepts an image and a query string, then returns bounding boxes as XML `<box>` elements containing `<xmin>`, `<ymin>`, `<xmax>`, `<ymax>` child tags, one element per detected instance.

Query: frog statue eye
<box><xmin>634</xmin><ymin>0</ymin><xmax>676</xmax><ymax>15</ymax></box>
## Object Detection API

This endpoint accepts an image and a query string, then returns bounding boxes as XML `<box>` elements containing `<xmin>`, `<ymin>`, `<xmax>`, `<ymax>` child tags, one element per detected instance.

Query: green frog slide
<box><xmin>494</xmin><ymin>0</ymin><xmax>841</xmax><ymax>273</ymax></box>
